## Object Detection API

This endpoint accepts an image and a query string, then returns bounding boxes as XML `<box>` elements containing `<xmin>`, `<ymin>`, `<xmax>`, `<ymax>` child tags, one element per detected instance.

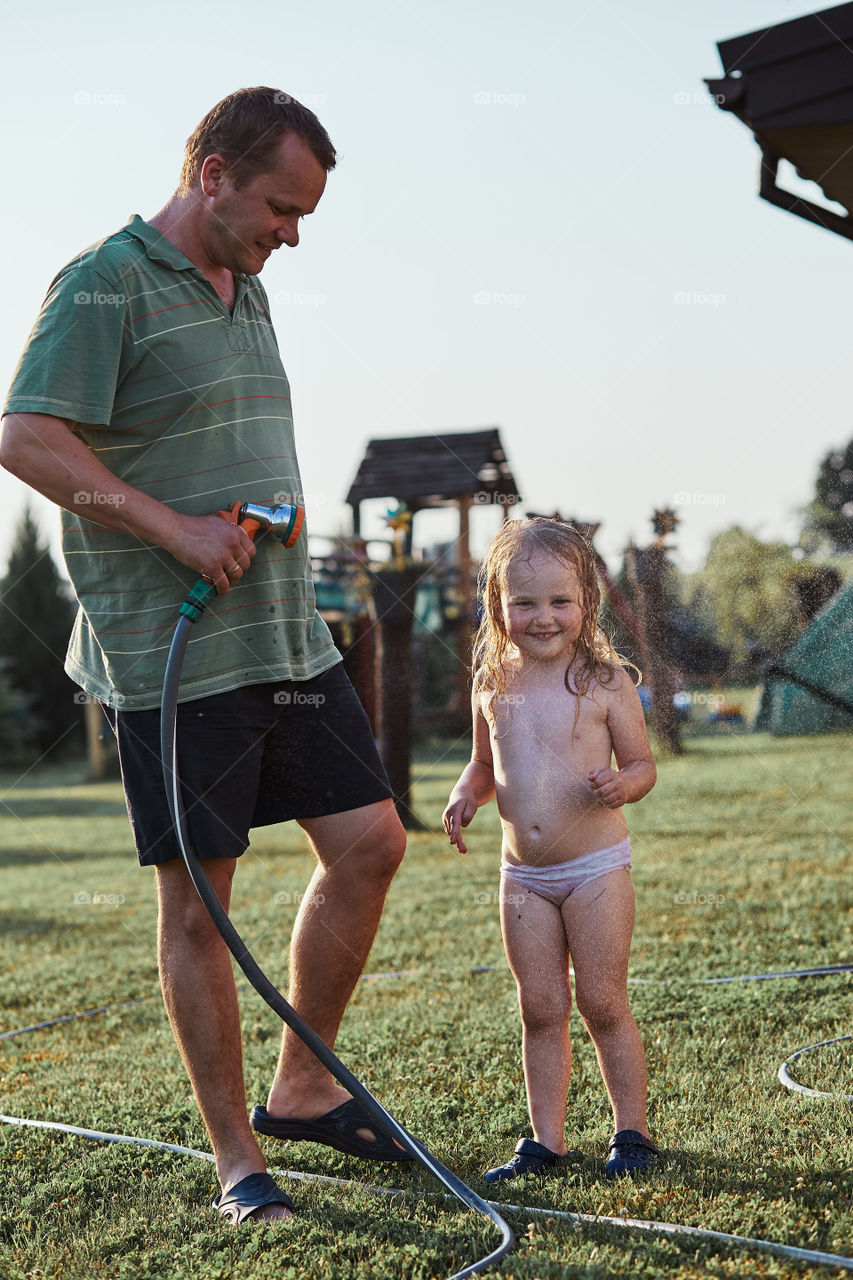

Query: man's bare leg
<box><xmin>156</xmin><ymin>856</ymin><xmax>292</xmax><ymax>1219</ymax></box>
<box><xmin>265</xmin><ymin>798</ymin><xmax>405</xmax><ymax>1136</ymax></box>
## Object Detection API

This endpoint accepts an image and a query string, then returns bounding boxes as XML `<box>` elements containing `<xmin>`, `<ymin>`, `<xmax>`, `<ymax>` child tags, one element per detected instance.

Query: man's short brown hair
<box><xmin>180</xmin><ymin>87</ymin><xmax>336</xmax><ymax>193</ymax></box>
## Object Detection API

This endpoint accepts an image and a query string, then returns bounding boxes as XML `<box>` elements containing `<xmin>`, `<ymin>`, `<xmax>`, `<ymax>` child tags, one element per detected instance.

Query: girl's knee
<box><xmin>576</xmin><ymin>988</ymin><xmax>630</xmax><ymax>1036</ymax></box>
<box><xmin>517</xmin><ymin>981</ymin><xmax>572</xmax><ymax>1034</ymax></box>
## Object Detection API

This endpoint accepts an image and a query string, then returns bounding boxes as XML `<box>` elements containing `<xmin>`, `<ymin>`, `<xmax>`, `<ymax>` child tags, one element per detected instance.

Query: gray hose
<box><xmin>160</xmin><ymin>615</ymin><xmax>515</xmax><ymax>1279</ymax></box>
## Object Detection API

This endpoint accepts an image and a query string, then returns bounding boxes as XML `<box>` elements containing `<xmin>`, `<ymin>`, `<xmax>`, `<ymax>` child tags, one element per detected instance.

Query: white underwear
<box><xmin>500</xmin><ymin>838</ymin><xmax>632</xmax><ymax>907</ymax></box>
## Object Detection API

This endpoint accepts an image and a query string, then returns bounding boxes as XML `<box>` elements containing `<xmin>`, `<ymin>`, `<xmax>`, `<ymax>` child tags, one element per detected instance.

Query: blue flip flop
<box><xmin>250</xmin><ymin>1100</ymin><xmax>415</xmax><ymax>1162</ymax></box>
<box><xmin>212</xmin><ymin>1171</ymin><xmax>295</xmax><ymax>1224</ymax></box>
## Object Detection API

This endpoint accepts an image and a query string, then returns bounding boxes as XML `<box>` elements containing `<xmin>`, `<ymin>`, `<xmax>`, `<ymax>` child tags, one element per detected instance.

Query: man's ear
<box><xmin>199</xmin><ymin>153</ymin><xmax>229</xmax><ymax>197</ymax></box>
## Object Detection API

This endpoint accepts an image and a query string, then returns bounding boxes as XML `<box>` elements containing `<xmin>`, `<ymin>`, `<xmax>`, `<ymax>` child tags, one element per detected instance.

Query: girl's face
<box><xmin>499</xmin><ymin>551</ymin><xmax>584</xmax><ymax>665</ymax></box>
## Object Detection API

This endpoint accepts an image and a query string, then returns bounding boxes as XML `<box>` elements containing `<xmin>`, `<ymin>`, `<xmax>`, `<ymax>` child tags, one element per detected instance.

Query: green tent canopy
<box><xmin>759</xmin><ymin>582</ymin><xmax>853</xmax><ymax>735</ymax></box>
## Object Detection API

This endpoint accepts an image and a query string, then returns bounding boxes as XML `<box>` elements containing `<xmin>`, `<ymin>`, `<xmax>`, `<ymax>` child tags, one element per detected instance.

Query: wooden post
<box><xmin>454</xmin><ymin>495</ymin><xmax>474</xmax><ymax>717</ymax></box>
<box><xmin>371</xmin><ymin>565</ymin><xmax>423</xmax><ymax>828</ymax></box>
<box><xmin>342</xmin><ymin>612</ymin><xmax>377</xmax><ymax>734</ymax></box>
<box><xmin>629</xmin><ymin>545</ymin><xmax>683</xmax><ymax>755</ymax></box>
<box><xmin>85</xmin><ymin>697</ymin><xmax>107</xmax><ymax>780</ymax></box>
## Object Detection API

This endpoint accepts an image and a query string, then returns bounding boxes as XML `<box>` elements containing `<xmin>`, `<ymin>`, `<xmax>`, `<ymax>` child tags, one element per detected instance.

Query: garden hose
<box><xmin>157</xmin><ymin>536</ymin><xmax>515</xmax><ymax>1279</ymax></box>
<box><xmin>1</xmin><ymin>966</ymin><xmax>851</xmax><ymax>1273</ymax></box>
<box><xmin>1</xmin><ymin>494</ymin><xmax>848</xmax><ymax>1272</ymax></box>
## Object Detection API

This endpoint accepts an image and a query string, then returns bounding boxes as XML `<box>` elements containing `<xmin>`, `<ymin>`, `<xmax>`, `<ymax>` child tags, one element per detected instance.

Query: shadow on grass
<box><xmin>0</xmin><ymin>797</ymin><xmax>128</xmax><ymax>820</ymax></box>
<box><xmin>654</xmin><ymin>1149</ymin><xmax>851</xmax><ymax>1201</ymax></box>
<box><xmin>488</xmin><ymin>1147</ymin><xmax>851</xmax><ymax>1212</ymax></box>
<box><xmin>0</xmin><ymin>911</ymin><xmax>77</xmax><ymax>939</ymax></box>
<box><xmin>0</xmin><ymin>846</ymin><xmax>123</xmax><ymax>867</ymax></box>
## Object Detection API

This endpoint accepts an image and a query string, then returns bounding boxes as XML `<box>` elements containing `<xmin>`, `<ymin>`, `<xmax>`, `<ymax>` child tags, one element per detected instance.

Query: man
<box><xmin>1</xmin><ymin>88</ymin><xmax>407</xmax><ymax>1225</ymax></box>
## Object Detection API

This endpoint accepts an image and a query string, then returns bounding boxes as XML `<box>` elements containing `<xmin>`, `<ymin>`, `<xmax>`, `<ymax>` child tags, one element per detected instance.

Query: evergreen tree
<box><xmin>804</xmin><ymin>440</ymin><xmax>853</xmax><ymax>551</ymax></box>
<box><xmin>0</xmin><ymin>504</ymin><xmax>83</xmax><ymax>758</ymax></box>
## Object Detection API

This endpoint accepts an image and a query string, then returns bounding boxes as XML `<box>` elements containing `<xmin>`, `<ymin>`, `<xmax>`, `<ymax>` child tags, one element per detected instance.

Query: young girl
<box><xmin>442</xmin><ymin>518</ymin><xmax>658</xmax><ymax>1182</ymax></box>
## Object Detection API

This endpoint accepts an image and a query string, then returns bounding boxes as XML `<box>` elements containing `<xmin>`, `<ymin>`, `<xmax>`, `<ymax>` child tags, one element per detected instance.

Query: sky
<box><xmin>1</xmin><ymin>0</ymin><xmax>850</xmax><ymax>575</ymax></box>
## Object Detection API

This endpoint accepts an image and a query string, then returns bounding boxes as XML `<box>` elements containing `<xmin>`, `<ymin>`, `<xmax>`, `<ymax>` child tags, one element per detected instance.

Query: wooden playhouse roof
<box><xmin>707</xmin><ymin>3</ymin><xmax>853</xmax><ymax>237</ymax></box>
<box><xmin>346</xmin><ymin>428</ymin><xmax>521</xmax><ymax>508</ymax></box>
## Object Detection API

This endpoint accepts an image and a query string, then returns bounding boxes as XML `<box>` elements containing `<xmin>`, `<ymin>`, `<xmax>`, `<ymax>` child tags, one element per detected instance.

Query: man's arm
<box><xmin>0</xmin><ymin>412</ymin><xmax>256</xmax><ymax>594</ymax></box>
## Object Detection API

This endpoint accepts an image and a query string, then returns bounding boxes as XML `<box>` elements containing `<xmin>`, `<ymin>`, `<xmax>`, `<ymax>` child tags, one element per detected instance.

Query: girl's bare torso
<box><xmin>483</xmin><ymin>666</ymin><xmax>629</xmax><ymax>866</ymax></box>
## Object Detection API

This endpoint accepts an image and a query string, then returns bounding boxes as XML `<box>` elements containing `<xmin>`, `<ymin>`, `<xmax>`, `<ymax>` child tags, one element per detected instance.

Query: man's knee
<box><xmin>307</xmin><ymin>801</ymin><xmax>406</xmax><ymax>883</ymax></box>
<box><xmin>361</xmin><ymin>806</ymin><xmax>406</xmax><ymax>881</ymax></box>
<box><xmin>156</xmin><ymin>858</ymin><xmax>236</xmax><ymax>944</ymax></box>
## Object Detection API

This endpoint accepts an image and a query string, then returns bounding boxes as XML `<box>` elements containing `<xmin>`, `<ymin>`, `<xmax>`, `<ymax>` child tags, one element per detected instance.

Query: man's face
<box><xmin>202</xmin><ymin>132</ymin><xmax>328</xmax><ymax>275</ymax></box>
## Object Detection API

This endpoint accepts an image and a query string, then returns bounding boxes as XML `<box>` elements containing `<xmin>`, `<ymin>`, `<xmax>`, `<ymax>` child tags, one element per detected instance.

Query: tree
<box><xmin>0</xmin><ymin>505</ymin><xmax>83</xmax><ymax>758</ymax></box>
<box><xmin>0</xmin><ymin>658</ymin><xmax>38</xmax><ymax>763</ymax></box>
<box><xmin>804</xmin><ymin>440</ymin><xmax>853</xmax><ymax>551</ymax></box>
<box><xmin>627</xmin><ymin>530</ymin><xmax>683</xmax><ymax>756</ymax></box>
<box><xmin>686</xmin><ymin>527</ymin><xmax>805</xmax><ymax>673</ymax></box>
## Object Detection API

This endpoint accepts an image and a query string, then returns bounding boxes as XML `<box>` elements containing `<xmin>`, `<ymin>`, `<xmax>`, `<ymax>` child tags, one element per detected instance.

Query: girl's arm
<box><xmin>589</xmin><ymin>670</ymin><xmax>657</xmax><ymax>809</ymax></box>
<box><xmin>442</xmin><ymin>690</ymin><xmax>495</xmax><ymax>854</ymax></box>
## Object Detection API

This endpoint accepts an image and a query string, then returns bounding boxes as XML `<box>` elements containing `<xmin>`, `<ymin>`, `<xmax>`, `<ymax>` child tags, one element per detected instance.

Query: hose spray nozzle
<box><xmin>233</xmin><ymin>500</ymin><xmax>305</xmax><ymax>548</ymax></box>
<box><xmin>179</xmin><ymin>497</ymin><xmax>306</xmax><ymax>623</ymax></box>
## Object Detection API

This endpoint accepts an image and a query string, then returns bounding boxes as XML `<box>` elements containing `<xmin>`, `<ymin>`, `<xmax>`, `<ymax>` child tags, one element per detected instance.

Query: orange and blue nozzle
<box><xmin>179</xmin><ymin>499</ymin><xmax>305</xmax><ymax>624</ymax></box>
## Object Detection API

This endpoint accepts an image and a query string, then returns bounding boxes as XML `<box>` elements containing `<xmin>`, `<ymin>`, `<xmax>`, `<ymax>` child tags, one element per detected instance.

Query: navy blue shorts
<box><xmin>103</xmin><ymin>664</ymin><xmax>393</xmax><ymax>867</ymax></box>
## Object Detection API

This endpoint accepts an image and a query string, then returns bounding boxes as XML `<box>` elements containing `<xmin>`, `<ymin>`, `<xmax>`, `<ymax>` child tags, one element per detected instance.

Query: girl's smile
<box><xmin>501</xmin><ymin>552</ymin><xmax>584</xmax><ymax>663</ymax></box>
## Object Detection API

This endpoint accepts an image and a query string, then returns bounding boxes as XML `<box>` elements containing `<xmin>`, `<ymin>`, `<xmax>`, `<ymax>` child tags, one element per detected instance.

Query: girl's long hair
<box><xmin>473</xmin><ymin>518</ymin><xmax>638</xmax><ymax>712</ymax></box>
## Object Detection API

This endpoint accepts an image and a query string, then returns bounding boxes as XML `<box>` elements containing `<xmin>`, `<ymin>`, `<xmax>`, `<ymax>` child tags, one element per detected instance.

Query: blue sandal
<box><xmin>250</xmin><ymin>1100</ymin><xmax>415</xmax><ymax>1162</ymax></box>
<box><xmin>484</xmin><ymin>1137</ymin><xmax>578</xmax><ymax>1184</ymax></box>
<box><xmin>212</xmin><ymin>1171</ymin><xmax>295</xmax><ymax>1224</ymax></box>
<box><xmin>605</xmin><ymin>1129</ymin><xmax>659</xmax><ymax>1178</ymax></box>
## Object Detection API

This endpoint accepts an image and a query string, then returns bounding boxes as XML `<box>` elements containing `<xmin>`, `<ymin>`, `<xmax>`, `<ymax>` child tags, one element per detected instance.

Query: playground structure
<box><xmin>707</xmin><ymin>2</ymin><xmax>853</xmax><ymax>737</ymax></box>
<box><xmin>336</xmin><ymin>428</ymin><xmax>522</xmax><ymax>825</ymax></box>
<box><xmin>707</xmin><ymin>2</ymin><xmax>853</xmax><ymax>242</ymax></box>
<box><xmin>347</xmin><ymin>427</ymin><xmax>522</xmax><ymax>713</ymax></box>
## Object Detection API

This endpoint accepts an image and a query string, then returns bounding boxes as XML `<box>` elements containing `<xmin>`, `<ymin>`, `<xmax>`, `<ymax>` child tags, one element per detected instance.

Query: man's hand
<box><xmin>162</xmin><ymin>513</ymin><xmax>257</xmax><ymax>595</ymax></box>
<box><xmin>442</xmin><ymin>793</ymin><xmax>477</xmax><ymax>854</ymax></box>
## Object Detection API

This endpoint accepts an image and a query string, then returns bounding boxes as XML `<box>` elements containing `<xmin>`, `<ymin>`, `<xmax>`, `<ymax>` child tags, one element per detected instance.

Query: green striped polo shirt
<box><xmin>4</xmin><ymin>214</ymin><xmax>339</xmax><ymax>709</ymax></box>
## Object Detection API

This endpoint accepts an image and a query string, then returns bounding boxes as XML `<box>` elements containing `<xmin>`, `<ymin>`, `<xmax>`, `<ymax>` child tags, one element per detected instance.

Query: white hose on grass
<box><xmin>1</xmin><ymin>1112</ymin><xmax>851</xmax><ymax>1273</ymax></box>
<box><xmin>1</xmin><ymin>963</ymin><xmax>850</xmax><ymax>1272</ymax></box>
<box><xmin>778</xmin><ymin>1034</ymin><xmax>853</xmax><ymax>1100</ymax></box>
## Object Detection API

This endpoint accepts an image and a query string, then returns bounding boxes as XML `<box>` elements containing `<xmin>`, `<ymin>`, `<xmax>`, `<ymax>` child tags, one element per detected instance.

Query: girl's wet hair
<box><xmin>473</xmin><ymin>517</ymin><xmax>638</xmax><ymax>710</ymax></box>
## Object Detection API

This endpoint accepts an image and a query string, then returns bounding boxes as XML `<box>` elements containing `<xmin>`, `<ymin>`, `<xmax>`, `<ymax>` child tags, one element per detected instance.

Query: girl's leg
<box><xmin>562</xmin><ymin>868</ymin><xmax>649</xmax><ymax>1135</ymax></box>
<box><xmin>500</xmin><ymin>883</ymin><xmax>572</xmax><ymax>1153</ymax></box>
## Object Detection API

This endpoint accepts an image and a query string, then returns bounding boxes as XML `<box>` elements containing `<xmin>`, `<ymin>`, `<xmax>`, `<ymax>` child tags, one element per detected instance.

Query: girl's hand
<box><xmin>442</xmin><ymin>795</ymin><xmax>477</xmax><ymax>854</ymax></box>
<box><xmin>588</xmin><ymin>768</ymin><xmax>627</xmax><ymax>809</ymax></box>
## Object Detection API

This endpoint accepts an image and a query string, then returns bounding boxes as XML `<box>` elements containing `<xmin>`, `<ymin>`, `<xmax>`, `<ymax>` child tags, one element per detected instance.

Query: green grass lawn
<box><xmin>1</xmin><ymin>734</ymin><xmax>851</xmax><ymax>1279</ymax></box>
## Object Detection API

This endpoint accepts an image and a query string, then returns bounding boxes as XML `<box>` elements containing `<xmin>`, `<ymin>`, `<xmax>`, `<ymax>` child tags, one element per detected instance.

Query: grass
<box><xmin>0</xmin><ymin>733</ymin><xmax>851</xmax><ymax>1279</ymax></box>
